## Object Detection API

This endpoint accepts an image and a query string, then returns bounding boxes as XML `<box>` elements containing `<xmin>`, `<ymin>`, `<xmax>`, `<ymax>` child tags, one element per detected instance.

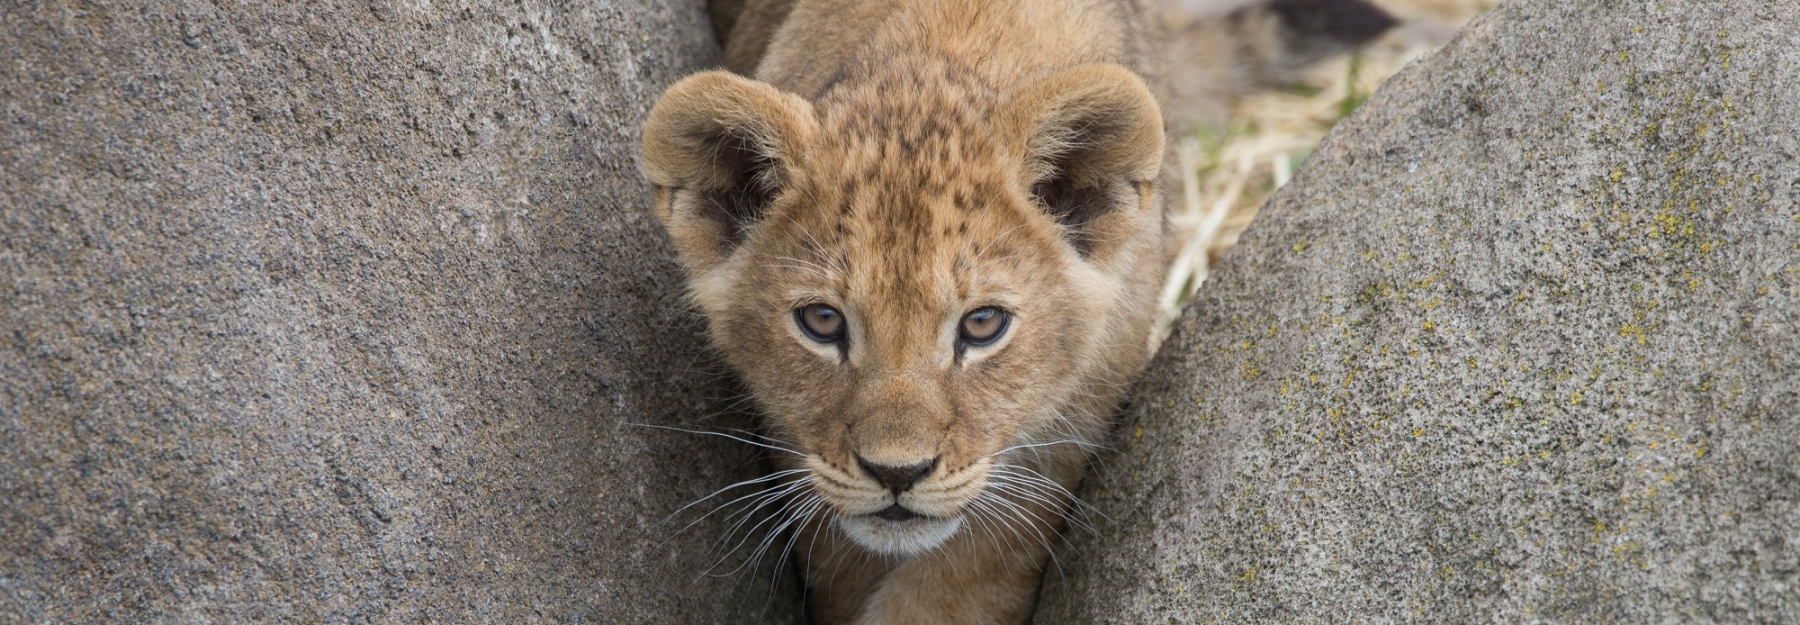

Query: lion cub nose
<box><xmin>856</xmin><ymin>455</ymin><xmax>938</xmax><ymax>494</ymax></box>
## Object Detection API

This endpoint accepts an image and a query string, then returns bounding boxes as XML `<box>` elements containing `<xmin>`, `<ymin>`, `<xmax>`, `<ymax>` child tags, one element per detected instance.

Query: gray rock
<box><xmin>1039</xmin><ymin>1</ymin><xmax>1800</xmax><ymax>623</ymax></box>
<box><xmin>0</xmin><ymin>1</ymin><xmax>800</xmax><ymax>622</ymax></box>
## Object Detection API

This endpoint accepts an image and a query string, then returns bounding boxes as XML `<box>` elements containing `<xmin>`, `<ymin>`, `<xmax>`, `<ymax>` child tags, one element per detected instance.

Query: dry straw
<box><xmin>1155</xmin><ymin>0</ymin><xmax>1501</xmax><ymax>344</ymax></box>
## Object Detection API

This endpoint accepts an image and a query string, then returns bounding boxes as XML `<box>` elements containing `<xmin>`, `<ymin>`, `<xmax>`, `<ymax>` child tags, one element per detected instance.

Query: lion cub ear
<box><xmin>642</xmin><ymin>71</ymin><xmax>818</xmax><ymax>272</ymax></box>
<box><xmin>1004</xmin><ymin>64</ymin><xmax>1164</xmax><ymax>259</ymax></box>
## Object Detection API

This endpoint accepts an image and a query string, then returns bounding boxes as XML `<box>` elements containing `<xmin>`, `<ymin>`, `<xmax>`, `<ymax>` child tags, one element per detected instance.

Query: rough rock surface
<box><xmin>1</xmin><ymin>1</ymin><xmax>801</xmax><ymax>622</ymax></box>
<box><xmin>1040</xmin><ymin>1</ymin><xmax>1799</xmax><ymax>622</ymax></box>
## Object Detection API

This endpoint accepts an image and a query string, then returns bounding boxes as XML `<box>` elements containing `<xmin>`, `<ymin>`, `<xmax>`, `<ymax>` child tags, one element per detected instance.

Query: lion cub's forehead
<box><xmin>757</xmin><ymin>74</ymin><xmax>1060</xmax><ymax>309</ymax></box>
<box><xmin>768</xmin><ymin>173</ymin><xmax>1046</xmax><ymax>303</ymax></box>
<box><xmin>761</xmin><ymin>148</ymin><xmax>1052</xmax><ymax>310</ymax></box>
<box><xmin>812</xmin><ymin>68</ymin><xmax>1016</xmax><ymax>198</ymax></box>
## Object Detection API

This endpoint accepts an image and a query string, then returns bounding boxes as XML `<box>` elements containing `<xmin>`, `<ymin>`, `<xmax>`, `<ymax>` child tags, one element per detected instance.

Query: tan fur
<box><xmin>641</xmin><ymin>0</ymin><xmax>1387</xmax><ymax>622</ymax></box>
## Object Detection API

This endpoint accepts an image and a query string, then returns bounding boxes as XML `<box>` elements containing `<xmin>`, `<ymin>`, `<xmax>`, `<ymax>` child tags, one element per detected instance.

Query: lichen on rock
<box><xmin>1039</xmin><ymin>1</ymin><xmax>1800</xmax><ymax>622</ymax></box>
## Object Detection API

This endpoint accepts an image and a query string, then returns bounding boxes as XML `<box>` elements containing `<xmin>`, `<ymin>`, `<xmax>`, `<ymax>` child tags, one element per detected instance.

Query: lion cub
<box><xmin>641</xmin><ymin>0</ymin><xmax>1392</xmax><ymax>622</ymax></box>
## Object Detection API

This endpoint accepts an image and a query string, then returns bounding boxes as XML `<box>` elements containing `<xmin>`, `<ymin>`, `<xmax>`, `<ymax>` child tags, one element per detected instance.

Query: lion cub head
<box><xmin>641</xmin><ymin>64</ymin><xmax>1165</xmax><ymax>555</ymax></box>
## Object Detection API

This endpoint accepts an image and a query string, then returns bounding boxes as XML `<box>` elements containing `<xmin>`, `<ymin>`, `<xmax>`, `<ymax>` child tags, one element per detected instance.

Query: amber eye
<box><xmin>958</xmin><ymin>307</ymin><xmax>1009</xmax><ymax>346</ymax></box>
<box><xmin>796</xmin><ymin>304</ymin><xmax>846</xmax><ymax>343</ymax></box>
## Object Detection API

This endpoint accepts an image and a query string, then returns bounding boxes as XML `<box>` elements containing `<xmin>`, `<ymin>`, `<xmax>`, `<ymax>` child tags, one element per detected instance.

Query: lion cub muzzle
<box><xmin>807</xmin><ymin>450</ymin><xmax>987</xmax><ymax>555</ymax></box>
<box><xmin>813</xmin><ymin>393</ymin><xmax>995</xmax><ymax>555</ymax></box>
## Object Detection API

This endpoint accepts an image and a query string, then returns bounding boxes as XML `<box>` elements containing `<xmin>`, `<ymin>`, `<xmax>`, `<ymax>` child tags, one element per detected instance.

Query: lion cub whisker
<box><xmin>992</xmin><ymin>438</ymin><xmax>1112</xmax><ymax>458</ymax></box>
<box><xmin>989</xmin><ymin>463</ymin><xmax>1110</xmax><ymax>523</ymax></box>
<box><xmin>712</xmin><ymin>478</ymin><xmax>813</xmax><ymax>543</ymax></box>
<box><xmin>728</xmin><ymin>493</ymin><xmax>828</xmax><ymax>579</ymax></box>
<box><xmin>707</xmin><ymin>480</ymin><xmax>819</xmax><ymax>575</ymax></box>
<box><xmin>982</xmin><ymin>476</ymin><xmax>1098</xmax><ymax>538</ymax></box>
<box><xmin>626</xmin><ymin>422</ymin><xmax>806</xmax><ymax>457</ymax></box>
<box><xmin>662</xmin><ymin>467</ymin><xmax>813</xmax><ymax>528</ymax></box>
<box><xmin>967</xmin><ymin>490</ymin><xmax>1066</xmax><ymax>576</ymax></box>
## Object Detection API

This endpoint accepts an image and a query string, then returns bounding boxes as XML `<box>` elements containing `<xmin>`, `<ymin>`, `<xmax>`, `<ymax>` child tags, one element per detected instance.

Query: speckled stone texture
<box><xmin>1039</xmin><ymin>1</ymin><xmax>1799</xmax><ymax>623</ymax></box>
<box><xmin>1</xmin><ymin>1</ymin><xmax>801</xmax><ymax>623</ymax></box>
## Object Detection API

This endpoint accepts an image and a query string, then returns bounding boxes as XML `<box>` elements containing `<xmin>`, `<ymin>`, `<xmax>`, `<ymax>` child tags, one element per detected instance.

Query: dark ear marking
<box><xmin>1029</xmin><ymin>164</ymin><xmax>1113</xmax><ymax>257</ymax></box>
<box><xmin>641</xmin><ymin>71</ymin><xmax>817</xmax><ymax>271</ymax></box>
<box><xmin>1007</xmin><ymin>64</ymin><xmax>1164</xmax><ymax>259</ymax></box>
<box><xmin>698</xmin><ymin>130</ymin><xmax>781</xmax><ymax>249</ymax></box>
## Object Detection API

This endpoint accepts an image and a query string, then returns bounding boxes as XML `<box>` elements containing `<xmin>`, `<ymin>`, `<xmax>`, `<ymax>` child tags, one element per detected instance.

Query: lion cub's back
<box><xmin>714</xmin><ymin>0</ymin><xmax>1160</xmax><ymax>100</ymax></box>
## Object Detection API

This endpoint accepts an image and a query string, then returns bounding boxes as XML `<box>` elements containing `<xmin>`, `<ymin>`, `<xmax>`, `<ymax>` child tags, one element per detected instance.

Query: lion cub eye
<box><xmin>958</xmin><ymin>307</ymin><xmax>1009</xmax><ymax>346</ymax></box>
<box><xmin>796</xmin><ymin>304</ymin><xmax>846</xmax><ymax>343</ymax></box>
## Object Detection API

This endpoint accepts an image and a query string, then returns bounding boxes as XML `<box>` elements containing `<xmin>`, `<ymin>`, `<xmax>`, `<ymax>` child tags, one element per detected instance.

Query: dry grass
<box><xmin>1155</xmin><ymin>0</ymin><xmax>1500</xmax><ymax>339</ymax></box>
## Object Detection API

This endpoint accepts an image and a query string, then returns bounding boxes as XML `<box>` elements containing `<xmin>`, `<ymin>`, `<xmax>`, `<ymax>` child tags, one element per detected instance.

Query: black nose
<box><xmin>856</xmin><ymin>456</ymin><xmax>938</xmax><ymax>493</ymax></box>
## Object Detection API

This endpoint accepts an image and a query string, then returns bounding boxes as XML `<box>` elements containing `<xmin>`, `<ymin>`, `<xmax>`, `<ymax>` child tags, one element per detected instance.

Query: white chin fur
<box><xmin>837</xmin><ymin>514</ymin><xmax>964</xmax><ymax>555</ymax></box>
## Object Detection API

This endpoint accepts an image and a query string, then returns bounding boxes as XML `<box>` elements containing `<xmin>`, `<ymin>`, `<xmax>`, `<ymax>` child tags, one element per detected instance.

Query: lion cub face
<box><xmin>642</xmin><ymin>65</ymin><xmax>1163</xmax><ymax>554</ymax></box>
